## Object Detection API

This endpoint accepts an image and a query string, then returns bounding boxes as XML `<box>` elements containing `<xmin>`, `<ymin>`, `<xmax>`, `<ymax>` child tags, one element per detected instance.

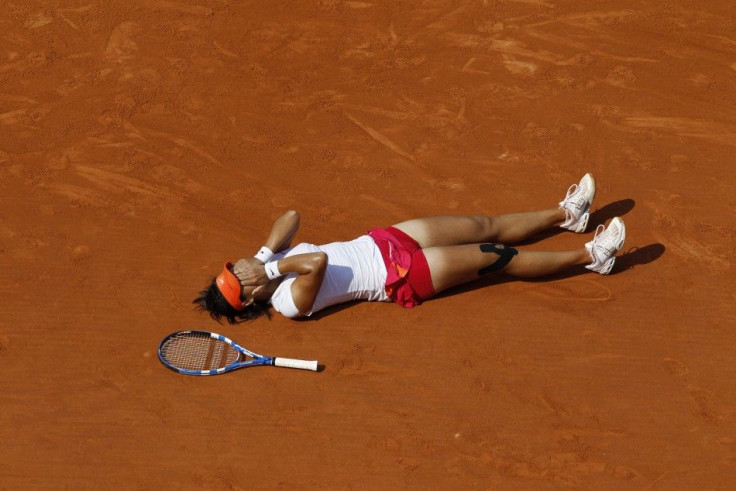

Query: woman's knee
<box><xmin>469</xmin><ymin>214</ymin><xmax>497</xmax><ymax>241</ymax></box>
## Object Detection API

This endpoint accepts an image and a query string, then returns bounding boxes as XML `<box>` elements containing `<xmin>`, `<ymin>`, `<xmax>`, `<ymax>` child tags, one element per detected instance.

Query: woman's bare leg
<box><xmin>393</xmin><ymin>208</ymin><xmax>566</xmax><ymax>248</ymax></box>
<box><xmin>422</xmin><ymin>244</ymin><xmax>589</xmax><ymax>294</ymax></box>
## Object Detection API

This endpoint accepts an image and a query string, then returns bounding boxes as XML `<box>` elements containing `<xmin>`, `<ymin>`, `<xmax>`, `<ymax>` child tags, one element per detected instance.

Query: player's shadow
<box><xmin>610</xmin><ymin>243</ymin><xmax>665</xmax><ymax>275</ymax></box>
<box><xmin>589</xmin><ymin>198</ymin><xmax>636</xmax><ymax>228</ymax></box>
<box><xmin>517</xmin><ymin>242</ymin><xmax>665</xmax><ymax>282</ymax></box>
<box><xmin>433</xmin><ymin>274</ymin><xmax>516</xmax><ymax>300</ymax></box>
<box><xmin>295</xmin><ymin>300</ymin><xmax>360</xmax><ymax>321</ymax></box>
<box><xmin>517</xmin><ymin>199</ymin><xmax>636</xmax><ymax>245</ymax></box>
<box><xmin>434</xmin><ymin>242</ymin><xmax>665</xmax><ymax>300</ymax></box>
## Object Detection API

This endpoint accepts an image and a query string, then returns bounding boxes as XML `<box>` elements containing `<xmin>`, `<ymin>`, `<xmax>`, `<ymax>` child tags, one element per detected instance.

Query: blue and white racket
<box><xmin>158</xmin><ymin>330</ymin><xmax>319</xmax><ymax>376</ymax></box>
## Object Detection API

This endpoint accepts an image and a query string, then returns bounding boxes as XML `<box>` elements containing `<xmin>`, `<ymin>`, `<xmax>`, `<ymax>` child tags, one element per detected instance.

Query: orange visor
<box><xmin>215</xmin><ymin>262</ymin><xmax>244</xmax><ymax>310</ymax></box>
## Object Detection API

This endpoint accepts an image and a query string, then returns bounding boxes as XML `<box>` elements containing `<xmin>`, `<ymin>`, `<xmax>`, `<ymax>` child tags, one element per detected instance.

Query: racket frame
<box><xmin>158</xmin><ymin>330</ymin><xmax>318</xmax><ymax>376</ymax></box>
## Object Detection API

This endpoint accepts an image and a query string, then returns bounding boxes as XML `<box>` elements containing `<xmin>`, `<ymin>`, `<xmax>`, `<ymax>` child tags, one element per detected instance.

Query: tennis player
<box><xmin>194</xmin><ymin>174</ymin><xmax>626</xmax><ymax>323</ymax></box>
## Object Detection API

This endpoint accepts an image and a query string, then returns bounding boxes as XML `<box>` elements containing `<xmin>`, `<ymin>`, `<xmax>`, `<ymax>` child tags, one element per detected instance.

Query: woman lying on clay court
<box><xmin>194</xmin><ymin>174</ymin><xmax>626</xmax><ymax>323</ymax></box>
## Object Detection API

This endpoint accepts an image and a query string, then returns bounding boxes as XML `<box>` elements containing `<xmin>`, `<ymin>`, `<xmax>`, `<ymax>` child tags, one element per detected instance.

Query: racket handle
<box><xmin>274</xmin><ymin>357</ymin><xmax>319</xmax><ymax>371</ymax></box>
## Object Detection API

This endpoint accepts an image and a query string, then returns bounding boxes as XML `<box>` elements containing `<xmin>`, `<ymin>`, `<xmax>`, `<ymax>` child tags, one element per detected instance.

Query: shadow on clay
<box><xmin>610</xmin><ymin>243</ymin><xmax>666</xmax><ymax>275</ymax></box>
<box><xmin>588</xmin><ymin>198</ymin><xmax>636</xmax><ymax>227</ymax></box>
<box><xmin>432</xmin><ymin>242</ymin><xmax>665</xmax><ymax>301</ymax></box>
<box><xmin>432</xmin><ymin>274</ymin><xmax>517</xmax><ymax>300</ymax></box>
<box><xmin>293</xmin><ymin>300</ymin><xmax>361</xmax><ymax>321</ymax></box>
<box><xmin>524</xmin><ymin>242</ymin><xmax>666</xmax><ymax>281</ymax></box>
<box><xmin>517</xmin><ymin>199</ymin><xmax>637</xmax><ymax>245</ymax></box>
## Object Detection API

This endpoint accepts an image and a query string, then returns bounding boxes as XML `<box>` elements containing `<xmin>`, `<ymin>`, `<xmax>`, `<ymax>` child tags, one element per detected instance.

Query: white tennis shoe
<box><xmin>585</xmin><ymin>217</ymin><xmax>626</xmax><ymax>274</ymax></box>
<box><xmin>559</xmin><ymin>173</ymin><xmax>596</xmax><ymax>233</ymax></box>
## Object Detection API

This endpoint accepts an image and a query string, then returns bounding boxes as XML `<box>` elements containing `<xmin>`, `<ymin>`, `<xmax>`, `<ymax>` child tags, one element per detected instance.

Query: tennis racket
<box><xmin>158</xmin><ymin>330</ymin><xmax>319</xmax><ymax>376</ymax></box>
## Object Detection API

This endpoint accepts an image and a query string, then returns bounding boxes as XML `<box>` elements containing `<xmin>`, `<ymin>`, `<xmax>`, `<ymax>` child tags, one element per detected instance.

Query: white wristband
<box><xmin>264</xmin><ymin>261</ymin><xmax>282</xmax><ymax>280</ymax></box>
<box><xmin>254</xmin><ymin>246</ymin><xmax>274</xmax><ymax>263</ymax></box>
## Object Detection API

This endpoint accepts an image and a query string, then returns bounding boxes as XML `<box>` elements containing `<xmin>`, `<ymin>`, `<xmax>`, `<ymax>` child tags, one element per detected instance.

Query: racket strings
<box><xmin>161</xmin><ymin>332</ymin><xmax>239</xmax><ymax>370</ymax></box>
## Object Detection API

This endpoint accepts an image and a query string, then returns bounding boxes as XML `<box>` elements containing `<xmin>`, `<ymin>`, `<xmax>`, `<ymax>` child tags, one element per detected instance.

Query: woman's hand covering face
<box><xmin>232</xmin><ymin>258</ymin><xmax>268</xmax><ymax>287</ymax></box>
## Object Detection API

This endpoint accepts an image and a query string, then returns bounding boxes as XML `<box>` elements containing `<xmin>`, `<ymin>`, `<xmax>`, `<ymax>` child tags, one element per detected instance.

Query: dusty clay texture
<box><xmin>1</xmin><ymin>1</ymin><xmax>735</xmax><ymax>488</ymax></box>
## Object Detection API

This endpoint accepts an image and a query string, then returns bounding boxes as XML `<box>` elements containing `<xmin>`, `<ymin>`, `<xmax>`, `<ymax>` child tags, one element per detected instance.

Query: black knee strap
<box><xmin>478</xmin><ymin>243</ymin><xmax>518</xmax><ymax>275</ymax></box>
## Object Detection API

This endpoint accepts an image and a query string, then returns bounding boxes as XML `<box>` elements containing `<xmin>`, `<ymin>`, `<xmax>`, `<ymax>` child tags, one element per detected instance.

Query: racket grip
<box><xmin>274</xmin><ymin>357</ymin><xmax>319</xmax><ymax>371</ymax></box>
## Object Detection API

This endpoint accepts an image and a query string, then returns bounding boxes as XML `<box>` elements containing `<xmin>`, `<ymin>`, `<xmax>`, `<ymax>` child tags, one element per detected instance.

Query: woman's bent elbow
<box><xmin>314</xmin><ymin>252</ymin><xmax>328</xmax><ymax>272</ymax></box>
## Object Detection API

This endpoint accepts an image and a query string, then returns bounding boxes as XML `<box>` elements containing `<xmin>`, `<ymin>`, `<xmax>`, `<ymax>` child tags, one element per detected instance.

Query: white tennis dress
<box><xmin>269</xmin><ymin>235</ymin><xmax>389</xmax><ymax>318</ymax></box>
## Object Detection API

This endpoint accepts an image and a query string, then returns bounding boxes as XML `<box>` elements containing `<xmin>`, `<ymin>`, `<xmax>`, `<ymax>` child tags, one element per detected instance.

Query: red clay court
<box><xmin>1</xmin><ymin>1</ymin><xmax>735</xmax><ymax>488</ymax></box>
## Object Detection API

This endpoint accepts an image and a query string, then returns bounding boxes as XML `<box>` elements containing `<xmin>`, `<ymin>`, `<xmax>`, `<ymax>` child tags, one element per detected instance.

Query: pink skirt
<box><xmin>367</xmin><ymin>226</ymin><xmax>435</xmax><ymax>308</ymax></box>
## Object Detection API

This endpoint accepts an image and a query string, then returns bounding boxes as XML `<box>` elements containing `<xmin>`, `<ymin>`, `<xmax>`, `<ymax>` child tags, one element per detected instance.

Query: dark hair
<box><xmin>193</xmin><ymin>279</ymin><xmax>271</xmax><ymax>324</ymax></box>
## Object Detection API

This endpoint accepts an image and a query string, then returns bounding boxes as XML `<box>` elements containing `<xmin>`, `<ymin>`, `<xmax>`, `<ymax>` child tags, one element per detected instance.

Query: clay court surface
<box><xmin>2</xmin><ymin>0</ymin><xmax>736</xmax><ymax>488</ymax></box>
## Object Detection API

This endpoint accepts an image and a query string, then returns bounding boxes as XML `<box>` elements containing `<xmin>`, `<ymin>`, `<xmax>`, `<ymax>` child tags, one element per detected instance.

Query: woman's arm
<box><xmin>274</xmin><ymin>252</ymin><xmax>328</xmax><ymax>315</ymax></box>
<box><xmin>263</xmin><ymin>210</ymin><xmax>300</xmax><ymax>254</ymax></box>
<box><xmin>235</xmin><ymin>210</ymin><xmax>300</xmax><ymax>285</ymax></box>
